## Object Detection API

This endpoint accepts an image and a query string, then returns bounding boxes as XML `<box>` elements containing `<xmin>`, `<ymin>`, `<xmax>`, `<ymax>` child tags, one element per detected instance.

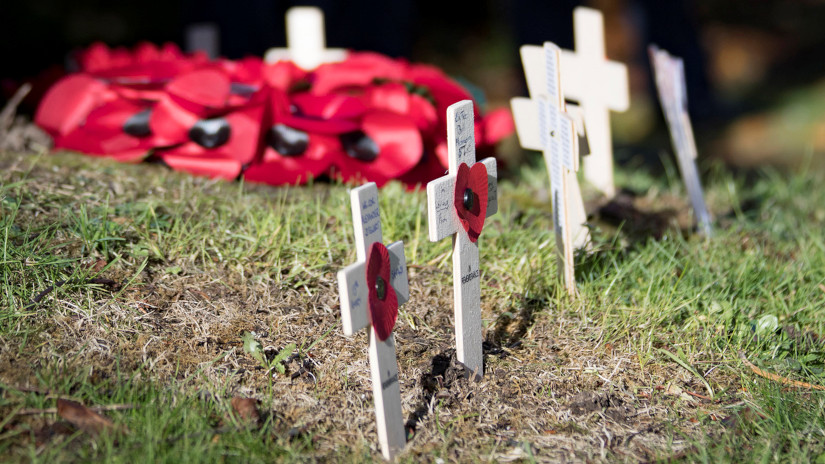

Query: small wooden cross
<box><xmin>649</xmin><ymin>45</ymin><xmax>713</xmax><ymax>237</ymax></box>
<box><xmin>512</xmin><ymin>42</ymin><xmax>584</xmax><ymax>295</ymax></box>
<box><xmin>264</xmin><ymin>6</ymin><xmax>347</xmax><ymax>70</ymax></box>
<box><xmin>337</xmin><ymin>182</ymin><xmax>409</xmax><ymax>460</ymax></box>
<box><xmin>185</xmin><ymin>23</ymin><xmax>219</xmax><ymax>59</ymax></box>
<box><xmin>560</xmin><ymin>6</ymin><xmax>629</xmax><ymax>198</ymax></box>
<box><xmin>426</xmin><ymin>100</ymin><xmax>498</xmax><ymax>380</ymax></box>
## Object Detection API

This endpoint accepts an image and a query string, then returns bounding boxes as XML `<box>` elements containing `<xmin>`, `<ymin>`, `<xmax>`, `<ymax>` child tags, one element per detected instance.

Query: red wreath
<box><xmin>34</xmin><ymin>43</ymin><xmax>515</xmax><ymax>188</ymax></box>
<box><xmin>454</xmin><ymin>162</ymin><xmax>489</xmax><ymax>243</ymax></box>
<box><xmin>366</xmin><ymin>241</ymin><xmax>398</xmax><ymax>341</ymax></box>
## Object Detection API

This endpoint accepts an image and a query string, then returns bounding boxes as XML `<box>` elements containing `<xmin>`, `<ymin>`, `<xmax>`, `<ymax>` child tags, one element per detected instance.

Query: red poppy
<box><xmin>365</xmin><ymin>82</ymin><xmax>438</xmax><ymax>138</ymax></box>
<box><xmin>328</xmin><ymin>110</ymin><xmax>423</xmax><ymax>186</ymax></box>
<box><xmin>311</xmin><ymin>52</ymin><xmax>407</xmax><ymax>95</ymax></box>
<box><xmin>78</xmin><ymin>42</ymin><xmax>206</xmax><ymax>102</ymax></box>
<box><xmin>454</xmin><ymin>162</ymin><xmax>489</xmax><ymax>242</ymax></box>
<box><xmin>398</xmin><ymin>141</ymin><xmax>448</xmax><ymax>190</ymax></box>
<box><xmin>55</xmin><ymin>98</ymin><xmax>156</xmax><ymax>162</ymax></box>
<box><xmin>480</xmin><ymin>107</ymin><xmax>516</xmax><ymax>146</ymax></box>
<box><xmin>153</xmin><ymin>104</ymin><xmax>265</xmax><ymax>179</ymax></box>
<box><xmin>366</xmin><ymin>241</ymin><xmax>398</xmax><ymax>341</ymax></box>
<box><xmin>149</xmin><ymin>68</ymin><xmax>267</xmax><ymax>179</ymax></box>
<box><xmin>262</xmin><ymin>60</ymin><xmax>308</xmax><ymax>91</ymax></box>
<box><xmin>35</xmin><ymin>74</ymin><xmax>113</xmax><ymax>138</ymax></box>
<box><xmin>242</xmin><ymin>91</ymin><xmax>337</xmax><ymax>185</ymax></box>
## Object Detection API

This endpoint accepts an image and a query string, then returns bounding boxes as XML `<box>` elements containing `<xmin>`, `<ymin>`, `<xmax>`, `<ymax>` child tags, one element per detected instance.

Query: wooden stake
<box><xmin>649</xmin><ymin>45</ymin><xmax>713</xmax><ymax>237</ymax></box>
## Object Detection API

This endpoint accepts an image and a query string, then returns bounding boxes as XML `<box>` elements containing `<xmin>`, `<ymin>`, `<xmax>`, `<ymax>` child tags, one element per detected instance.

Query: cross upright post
<box><xmin>512</xmin><ymin>42</ymin><xmax>583</xmax><ymax>295</ymax></box>
<box><xmin>337</xmin><ymin>182</ymin><xmax>409</xmax><ymax>460</ymax></box>
<box><xmin>426</xmin><ymin>100</ymin><xmax>498</xmax><ymax>380</ymax></box>
<box><xmin>264</xmin><ymin>6</ymin><xmax>347</xmax><ymax>70</ymax></box>
<box><xmin>560</xmin><ymin>7</ymin><xmax>629</xmax><ymax>198</ymax></box>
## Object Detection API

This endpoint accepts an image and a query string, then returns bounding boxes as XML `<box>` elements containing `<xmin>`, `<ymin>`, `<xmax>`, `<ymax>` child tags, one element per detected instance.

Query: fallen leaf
<box><xmin>665</xmin><ymin>382</ymin><xmax>696</xmax><ymax>402</ymax></box>
<box><xmin>57</xmin><ymin>399</ymin><xmax>116</xmax><ymax>436</ymax></box>
<box><xmin>231</xmin><ymin>397</ymin><xmax>260</xmax><ymax>424</ymax></box>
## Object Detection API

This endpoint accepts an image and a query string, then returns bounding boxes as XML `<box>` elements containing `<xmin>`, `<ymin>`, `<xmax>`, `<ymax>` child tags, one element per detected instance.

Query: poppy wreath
<box><xmin>35</xmin><ymin>42</ymin><xmax>514</xmax><ymax>188</ymax></box>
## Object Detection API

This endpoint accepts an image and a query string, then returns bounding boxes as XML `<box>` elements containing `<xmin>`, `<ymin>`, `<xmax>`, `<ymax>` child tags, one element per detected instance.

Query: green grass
<box><xmin>2</xmin><ymin>149</ymin><xmax>825</xmax><ymax>462</ymax></box>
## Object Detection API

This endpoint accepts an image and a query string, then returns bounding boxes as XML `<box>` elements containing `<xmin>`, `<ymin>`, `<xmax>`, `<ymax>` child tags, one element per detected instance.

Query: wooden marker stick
<box><xmin>337</xmin><ymin>183</ymin><xmax>409</xmax><ymax>460</ymax></box>
<box><xmin>426</xmin><ymin>100</ymin><xmax>498</xmax><ymax>380</ymax></box>
<box><xmin>560</xmin><ymin>7</ymin><xmax>630</xmax><ymax>198</ymax></box>
<box><xmin>649</xmin><ymin>45</ymin><xmax>713</xmax><ymax>237</ymax></box>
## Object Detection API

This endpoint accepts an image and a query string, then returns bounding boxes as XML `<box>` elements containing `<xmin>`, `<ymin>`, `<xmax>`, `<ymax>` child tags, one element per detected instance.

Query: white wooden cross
<box><xmin>511</xmin><ymin>42</ymin><xmax>585</xmax><ymax>295</ymax></box>
<box><xmin>337</xmin><ymin>182</ymin><xmax>409</xmax><ymax>460</ymax></box>
<box><xmin>426</xmin><ymin>100</ymin><xmax>498</xmax><ymax>380</ymax></box>
<box><xmin>560</xmin><ymin>6</ymin><xmax>629</xmax><ymax>198</ymax></box>
<box><xmin>649</xmin><ymin>45</ymin><xmax>713</xmax><ymax>237</ymax></box>
<box><xmin>264</xmin><ymin>6</ymin><xmax>347</xmax><ymax>70</ymax></box>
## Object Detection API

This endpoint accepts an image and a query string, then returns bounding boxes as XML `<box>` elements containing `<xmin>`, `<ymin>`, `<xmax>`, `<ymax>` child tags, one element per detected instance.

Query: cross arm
<box><xmin>337</xmin><ymin>261</ymin><xmax>368</xmax><ymax>336</ymax></box>
<box><xmin>512</xmin><ymin>97</ymin><xmax>579</xmax><ymax>171</ymax></box>
<box><xmin>386</xmin><ymin>241</ymin><xmax>409</xmax><ymax>306</ymax></box>
<box><xmin>426</xmin><ymin>158</ymin><xmax>497</xmax><ymax>242</ymax></box>
<box><xmin>560</xmin><ymin>51</ymin><xmax>629</xmax><ymax>111</ymax></box>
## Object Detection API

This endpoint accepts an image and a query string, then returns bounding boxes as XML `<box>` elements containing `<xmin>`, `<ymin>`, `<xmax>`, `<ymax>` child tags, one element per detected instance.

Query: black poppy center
<box><xmin>463</xmin><ymin>187</ymin><xmax>474</xmax><ymax>211</ymax></box>
<box><xmin>375</xmin><ymin>276</ymin><xmax>387</xmax><ymax>301</ymax></box>
<box><xmin>123</xmin><ymin>109</ymin><xmax>152</xmax><ymax>138</ymax></box>
<box><xmin>268</xmin><ymin>124</ymin><xmax>309</xmax><ymax>156</ymax></box>
<box><xmin>340</xmin><ymin>130</ymin><xmax>379</xmax><ymax>162</ymax></box>
<box><xmin>189</xmin><ymin>118</ymin><xmax>231</xmax><ymax>149</ymax></box>
<box><xmin>229</xmin><ymin>82</ymin><xmax>258</xmax><ymax>96</ymax></box>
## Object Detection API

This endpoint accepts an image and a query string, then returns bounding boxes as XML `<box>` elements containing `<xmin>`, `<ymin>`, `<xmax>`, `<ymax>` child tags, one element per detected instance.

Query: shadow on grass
<box><xmin>487</xmin><ymin>293</ymin><xmax>547</xmax><ymax>350</ymax></box>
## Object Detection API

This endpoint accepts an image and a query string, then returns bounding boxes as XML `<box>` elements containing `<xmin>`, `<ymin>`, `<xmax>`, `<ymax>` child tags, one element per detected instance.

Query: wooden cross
<box><xmin>185</xmin><ymin>23</ymin><xmax>219</xmax><ymax>59</ymax></box>
<box><xmin>264</xmin><ymin>6</ymin><xmax>347</xmax><ymax>70</ymax></box>
<box><xmin>337</xmin><ymin>182</ymin><xmax>409</xmax><ymax>460</ymax></box>
<box><xmin>560</xmin><ymin>6</ymin><xmax>629</xmax><ymax>198</ymax></box>
<box><xmin>649</xmin><ymin>45</ymin><xmax>713</xmax><ymax>237</ymax></box>
<box><xmin>512</xmin><ymin>42</ymin><xmax>584</xmax><ymax>295</ymax></box>
<box><xmin>426</xmin><ymin>100</ymin><xmax>498</xmax><ymax>380</ymax></box>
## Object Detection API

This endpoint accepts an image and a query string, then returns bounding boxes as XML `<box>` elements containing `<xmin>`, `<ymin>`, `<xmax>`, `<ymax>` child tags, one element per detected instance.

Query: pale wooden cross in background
<box><xmin>185</xmin><ymin>23</ymin><xmax>220</xmax><ymax>59</ymax></box>
<box><xmin>337</xmin><ymin>183</ymin><xmax>409</xmax><ymax>460</ymax></box>
<box><xmin>264</xmin><ymin>6</ymin><xmax>347</xmax><ymax>70</ymax></box>
<box><xmin>426</xmin><ymin>100</ymin><xmax>498</xmax><ymax>380</ymax></box>
<box><xmin>649</xmin><ymin>45</ymin><xmax>713</xmax><ymax>237</ymax></box>
<box><xmin>512</xmin><ymin>42</ymin><xmax>584</xmax><ymax>295</ymax></box>
<box><xmin>560</xmin><ymin>6</ymin><xmax>629</xmax><ymax>198</ymax></box>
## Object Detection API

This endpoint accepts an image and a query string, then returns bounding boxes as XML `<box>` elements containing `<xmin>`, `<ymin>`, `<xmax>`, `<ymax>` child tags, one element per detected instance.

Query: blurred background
<box><xmin>4</xmin><ymin>0</ymin><xmax>825</xmax><ymax>171</ymax></box>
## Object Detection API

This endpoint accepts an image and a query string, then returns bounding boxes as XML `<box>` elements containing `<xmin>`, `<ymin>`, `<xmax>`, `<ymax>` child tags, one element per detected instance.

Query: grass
<box><xmin>1</xmin><ymin>148</ymin><xmax>825</xmax><ymax>462</ymax></box>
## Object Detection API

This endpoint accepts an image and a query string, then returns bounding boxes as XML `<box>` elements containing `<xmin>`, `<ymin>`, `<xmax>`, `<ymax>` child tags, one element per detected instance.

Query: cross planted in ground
<box><xmin>337</xmin><ymin>182</ymin><xmax>409</xmax><ymax>460</ymax></box>
<box><xmin>264</xmin><ymin>6</ymin><xmax>346</xmax><ymax>70</ymax></box>
<box><xmin>560</xmin><ymin>6</ymin><xmax>629</xmax><ymax>198</ymax></box>
<box><xmin>426</xmin><ymin>100</ymin><xmax>498</xmax><ymax>380</ymax></box>
<box><xmin>512</xmin><ymin>42</ymin><xmax>586</xmax><ymax>296</ymax></box>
